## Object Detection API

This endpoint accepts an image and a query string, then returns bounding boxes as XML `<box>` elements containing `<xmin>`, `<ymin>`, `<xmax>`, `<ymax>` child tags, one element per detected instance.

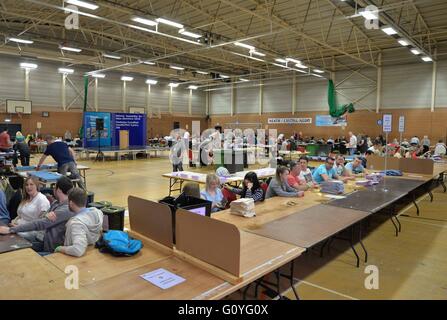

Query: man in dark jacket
<box><xmin>0</xmin><ymin>176</ymin><xmax>74</xmax><ymax>254</ymax></box>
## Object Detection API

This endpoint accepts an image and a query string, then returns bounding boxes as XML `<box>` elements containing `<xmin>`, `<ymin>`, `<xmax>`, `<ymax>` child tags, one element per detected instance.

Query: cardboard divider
<box><xmin>366</xmin><ymin>155</ymin><xmax>400</xmax><ymax>171</ymax></box>
<box><xmin>399</xmin><ymin>158</ymin><xmax>434</xmax><ymax>175</ymax></box>
<box><xmin>128</xmin><ymin>196</ymin><xmax>173</xmax><ymax>249</ymax></box>
<box><xmin>175</xmin><ymin>208</ymin><xmax>242</xmax><ymax>283</ymax></box>
<box><xmin>367</xmin><ymin>156</ymin><xmax>434</xmax><ymax>175</ymax></box>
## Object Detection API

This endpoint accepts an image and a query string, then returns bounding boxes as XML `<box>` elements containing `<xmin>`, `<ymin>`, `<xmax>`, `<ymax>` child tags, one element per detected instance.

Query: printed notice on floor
<box><xmin>140</xmin><ymin>268</ymin><xmax>185</xmax><ymax>289</ymax></box>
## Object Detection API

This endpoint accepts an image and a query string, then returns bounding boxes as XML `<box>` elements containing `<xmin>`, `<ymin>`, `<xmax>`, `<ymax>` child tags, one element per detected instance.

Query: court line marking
<box><xmin>288</xmin><ymin>278</ymin><xmax>359</xmax><ymax>300</ymax></box>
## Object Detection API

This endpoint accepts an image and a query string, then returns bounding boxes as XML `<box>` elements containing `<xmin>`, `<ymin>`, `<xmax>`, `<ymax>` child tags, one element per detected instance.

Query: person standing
<box><xmin>36</xmin><ymin>135</ymin><xmax>85</xmax><ymax>189</ymax></box>
<box><xmin>13</xmin><ymin>136</ymin><xmax>30</xmax><ymax>166</ymax></box>
<box><xmin>421</xmin><ymin>135</ymin><xmax>430</xmax><ymax>154</ymax></box>
<box><xmin>0</xmin><ymin>129</ymin><xmax>12</xmax><ymax>152</ymax></box>
<box><xmin>347</xmin><ymin>132</ymin><xmax>357</xmax><ymax>155</ymax></box>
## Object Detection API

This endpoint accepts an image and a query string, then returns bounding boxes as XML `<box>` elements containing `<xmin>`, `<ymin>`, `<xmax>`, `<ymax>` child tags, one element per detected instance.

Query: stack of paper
<box><xmin>320</xmin><ymin>180</ymin><xmax>344</xmax><ymax>195</ymax></box>
<box><xmin>356</xmin><ymin>180</ymin><xmax>378</xmax><ymax>187</ymax></box>
<box><xmin>230</xmin><ymin>198</ymin><xmax>255</xmax><ymax>218</ymax></box>
<box><xmin>366</xmin><ymin>173</ymin><xmax>384</xmax><ymax>183</ymax></box>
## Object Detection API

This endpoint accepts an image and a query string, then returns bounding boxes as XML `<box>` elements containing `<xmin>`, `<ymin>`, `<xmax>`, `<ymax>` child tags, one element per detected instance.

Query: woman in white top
<box><xmin>11</xmin><ymin>176</ymin><xmax>50</xmax><ymax>226</ymax></box>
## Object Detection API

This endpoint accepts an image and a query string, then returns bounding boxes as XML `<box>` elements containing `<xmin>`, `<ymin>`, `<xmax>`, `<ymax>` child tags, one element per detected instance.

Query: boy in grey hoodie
<box><xmin>55</xmin><ymin>188</ymin><xmax>103</xmax><ymax>257</ymax></box>
<box><xmin>0</xmin><ymin>176</ymin><xmax>74</xmax><ymax>254</ymax></box>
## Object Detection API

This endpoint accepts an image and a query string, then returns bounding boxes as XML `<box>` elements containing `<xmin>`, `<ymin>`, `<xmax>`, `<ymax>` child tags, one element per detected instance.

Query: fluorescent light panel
<box><xmin>156</xmin><ymin>18</ymin><xmax>183</xmax><ymax>29</ymax></box>
<box><xmin>146</xmin><ymin>79</ymin><xmax>158</xmax><ymax>85</ymax></box>
<box><xmin>286</xmin><ymin>57</ymin><xmax>301</xmax><ymax>64</ymax></box>
<box><xmin>422</xmin><ymin>56</ymin><xmax>432</xmax><ymax>62</ymax></box>
<box><xmin>295</xmin><ymin>64</ymin><xmax>307</xmax><ymax>69</ymax></box>
<box><xmin>141</xmin><ymin>60</ymin><xmax>155</xmax><ymax>65</ymax></box>
<box><xmin>103</xmin><ymin>53</ymin><xmax>121</xmax><ymax>59</ymax></box>
<box><xmin>313</xmin><ymin>69</ymin><xmax>324</xmax><ymax>74</ymax></box>
<box><xmin>398</xmin><ymin>39</ymin><xmax>409</xmax><ymax>46</ymax></box>
<box><xmin>58</xmin><ymin>68</ymin><xmax>74</xmax><ymax>74</ymax></box>
<box><xmin>170</xmin><ymin>65</ymin><xmax>185</xmax><ymax>70</ymax></box>
<box><xmin>381</xmin><ymin>27</ymin><xmax>397</xmax><ymax>35</ymax></box>
<box><xmin>188</xmin><ymin>85</ymin><xmax>198</xmax><ymax>90</ymax></box>
<box><xmin>234</xmin><ymin>42</ymin><xmax>255</xmax><ymax>50</ymax></box>
<box><xmin>179</xmin><ymin>29</ymin><xmax>201</xmax><ymax>39</ymax></box>
<box><xmin>239</xmin><ymin>78</ymin><xmax>249</xmax><ymax>82</ymax></box>
<box><xmin>168</xmin><ymin>83</ymin><xmax>179</xmax><ymax>87</ymax></box>
<box><xmin>121</xmin><ymin>76</ymin><xmax>133</xmax><ymax>81</ymax></box>
<box><xmin>275</xmin><ymin>58</ymin><xmax>287</xmax><ymax>63</ymax></box>
<box><xmin>250</xmin><ymin>50</ymin><xmax>265</xmax><ymax>57</ymax></box>
<box><xmin>20</xmin><ymin>62</ymin><xmax>37</xmax><ymax>69</ymax></box>
<box><xmin>91</xmin><ymin>73</ymin><xmax>105</xmax><ymax>78</ymax></box>
<box><xmin>131</xmin><ymin>17</ymin><xmax>158</xmax><ymax>26</ymax></box>
<box><xmin>411</xmin><ymin>49</ymin><xmax>421</xmax><ymax>55</ymax></box>
<box><xmin>60</xmin><ymin>46</ymin><xmax>82</xmax><ymax>52</ymax></box>
<box><xmin>8</xmin><ymin>37</ymin><xmax>33</xmax><ymax>44</ymax></box>
<box><xmin>65</xmin><ymin>0</ymin><xmax>99</xmax><ymax>10</ymax></box>
<box><xmin>196</xmin><ymin>70</ymin><xmax>208</xmax><ymax>75</ymax></box>
<box><xmin>219</xmin><ymin>75</ymin><xmax>229</xmax><ymax>79</ymax></box>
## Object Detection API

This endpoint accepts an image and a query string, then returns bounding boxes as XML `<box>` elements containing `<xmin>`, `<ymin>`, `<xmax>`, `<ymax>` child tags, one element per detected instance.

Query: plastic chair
<box><xmin>222</xmin><ymin>188</ymin><xmax>237</xmax><ymax>207</ymax></box>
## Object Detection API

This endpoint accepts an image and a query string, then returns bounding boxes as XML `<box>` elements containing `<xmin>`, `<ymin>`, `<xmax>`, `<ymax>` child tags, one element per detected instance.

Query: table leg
<box><xmin>350</xmin><ymin>226</ymin><xmax>360</xmax><ymax>268</ymax></box>
<box><xmin>358</xmin><ymin>221</ymin><xmax>368</xmax><ymax>263</ymax></box>
<box><xmin>412</xmin><ymin>192</ymin><xmax>420</xmax><ymax>216</ymax></box>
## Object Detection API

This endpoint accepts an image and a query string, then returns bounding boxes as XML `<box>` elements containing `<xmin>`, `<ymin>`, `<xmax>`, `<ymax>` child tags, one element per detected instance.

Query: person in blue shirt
<box><xmin>200</xmin><ymin>174</ymin><xmax>225</xmax><ymax>212</ymax></box>
<box><xmin>345</xmin><ymin>156</ymin><xmax>367</xmax><ymax>175</ymax></box>
<box><xmin>36</xmin><ymin>135</ymin><xmax>85</xmax><ymax>189</ymax></box>
<box><xmin>0</xmin><ymin>190</ymin><xmax>10</xmax><ymax>225</ymax></box>
<box><xmin>312</xmin><ymin>157</ymin><xmax>344</xmax><ymax>184</ymax></box>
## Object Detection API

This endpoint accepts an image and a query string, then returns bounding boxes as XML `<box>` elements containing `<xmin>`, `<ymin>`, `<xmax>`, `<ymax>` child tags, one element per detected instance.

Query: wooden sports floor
<box><xmin>34</xmin><ymin>154</ymin><xmax>447</xmax><ymax>300</ymax></box>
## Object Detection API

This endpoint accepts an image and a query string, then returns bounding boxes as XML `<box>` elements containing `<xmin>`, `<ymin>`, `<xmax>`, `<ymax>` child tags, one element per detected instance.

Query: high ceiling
<box><xmin>0</xmin><ymin>0</ymin><xmax>446</xmax><ymax>86</ymax></box>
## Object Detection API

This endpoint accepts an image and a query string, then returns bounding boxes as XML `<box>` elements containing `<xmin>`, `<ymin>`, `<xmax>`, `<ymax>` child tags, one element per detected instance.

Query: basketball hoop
<box><xmin>17</xmin><ymin>112</ymin><xmax>23</xmax><ymax>120</ymax></box>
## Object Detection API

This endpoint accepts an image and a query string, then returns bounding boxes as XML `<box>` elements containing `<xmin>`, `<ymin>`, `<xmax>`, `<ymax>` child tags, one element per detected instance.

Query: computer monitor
<box><xmin>188</xmin><ymin>206</ymin><xmax>207</xmax><ymax>216</ymax></box>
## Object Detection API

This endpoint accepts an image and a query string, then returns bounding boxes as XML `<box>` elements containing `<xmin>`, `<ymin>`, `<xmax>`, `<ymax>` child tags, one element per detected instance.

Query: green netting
<box><xmin>328</xmin><ymin>79</ymin><xmax>355</xmax><ymax>117</ymax></box>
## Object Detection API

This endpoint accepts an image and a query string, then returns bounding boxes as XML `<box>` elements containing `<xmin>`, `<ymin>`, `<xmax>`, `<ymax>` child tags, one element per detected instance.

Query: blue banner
<box><xmin>83</xmin><ymin>112</ymin><xmax>112</xmax><ymax>148</ymax></box>
<box><xmin>112</xmin><ymin>113</ymin><xmax>147</xmax><ymax>147</ymax></box>
<box><xmin>315</xmin><ymin>115</ymin><xmax>347</xmax><ymax>127</ymax></box>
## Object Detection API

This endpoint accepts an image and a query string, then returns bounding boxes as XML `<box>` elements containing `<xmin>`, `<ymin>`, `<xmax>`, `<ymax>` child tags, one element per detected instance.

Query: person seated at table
<box><xmin>55</xmin><ymin>188</ymin><xmax>103</xmax><ymax>257</ymax></box>
<box><xmin>13</xmin><ymin>135</ymin><xmax>30</xmax><ymax>166</ymax></box>
<box><xmin>36</xmin><ymin>135</ymin><xmax>85</xmax><ymax>189</ymax></box>
<box><xmin>434</xmin><ymin>140</ymin><xmax>446</xmax><ymax>156</ymax></box>
<box><xmin>266</xmin><ymin>166</ymin><xmax>304</xmax><ymax>199</ymax></box>
<box><xmin>297</xmin><ymin>156</ymin><xmax>317</xmax><ymax>187</ymax></box>
<box><xmin>345</xmin><ymin>156</ymin><xmax>367</xmax><ymax>176</ymax></box>
<box><xmin>368</xmin><ymin>140</ymin><xmax>383</xmax><ymax>156</ymax></box>
<box><xmin>0</xmin><ymin>177</ymin><xmax>74</xmax><ymax>254</ymax></box>
<box><xmin>312</xmin><ymin>157</ymin><xmax>346</xmax><ymax>184</ymax></box>
<box><xmin>0</xmin><ymin>189</ymin><xmax>10</xmax><ymax>225</ymax></box>
<box><xmin>200</xmin><ymin>174</ymin><xmax>225</xmax><ymax>212</ymax></box>
<box><xmin>286</xmin><ymin>161</ymin><xmax>309</xmax><ymax>191</ymax></box>
<box><xmin>225</xmin><ymin>172</ymin><xmax>264</xmax><ymax>202</ymax></box>
<box><xmin>334</xmin><ymin>155</ymin><xmax>354</xmax><ymax>181</ymax></box>
<box><xmin>10</xmin><ymin>177</ymin><xmax>50</xmax><ymax>227</ymax></box>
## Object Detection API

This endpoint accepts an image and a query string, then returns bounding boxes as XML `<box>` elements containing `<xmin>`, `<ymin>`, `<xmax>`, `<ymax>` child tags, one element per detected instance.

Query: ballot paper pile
<box><xmin>320</xmin><ymin>180</ymin><xmax>345</xmax><ymax>194</ymax></box>
<box><xmin>356</xmin><ymin>180</ymin><xmax>377</xmax><ymax>187</ymax></box>
<box><xmin>230</xmin><ymin>198</ymin><xmax>256</xmax><ymax>218</ymax></box>
<box><xmin>366</xmin><ymin>173</ymin><xmax>384</xmax><ymax>183</ymax></box>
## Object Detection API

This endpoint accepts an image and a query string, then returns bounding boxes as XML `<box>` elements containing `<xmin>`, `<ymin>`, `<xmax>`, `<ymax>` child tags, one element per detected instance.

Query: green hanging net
<box><xmin>328</xmin><ymin>79</ymin><xmax>355</xmax><ymax>117</ymax></box>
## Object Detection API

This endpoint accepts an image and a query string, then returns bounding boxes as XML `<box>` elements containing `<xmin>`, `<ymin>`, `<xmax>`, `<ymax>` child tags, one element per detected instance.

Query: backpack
<box><xmin>95</xmin><ymin>230</ymin><xmax>143</xmax><ymax>257</ymax></box>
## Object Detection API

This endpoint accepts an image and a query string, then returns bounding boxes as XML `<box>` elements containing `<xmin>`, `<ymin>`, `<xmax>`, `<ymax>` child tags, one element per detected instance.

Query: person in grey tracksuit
<box><xmin>55</xmin><ymin>188</ymin><xmax>103</xmax><ymax>257</ymax></box>
<box><xmin>0</xmin><ymin>176</ymin><xmax>74</xmax><ymax>254</ymax></box>
<box><xmin>265</xmin><ymin>166</ymin><xmax>304</xmax><ymax>199</ymax></box>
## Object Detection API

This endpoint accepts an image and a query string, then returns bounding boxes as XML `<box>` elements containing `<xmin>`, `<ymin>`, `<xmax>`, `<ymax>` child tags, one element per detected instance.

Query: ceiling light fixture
<box><xmin>20</xmin><ymin>62</ymin><xmax>38</xmax><ymax>69</ymax></box>
<box><xmin>179</xmin><ymin>29</ymin><xmax>201</xmax><ymax>39</ymax></box>
<box><xmin>250</xmin><ymin>50</ymin><xmax>266</xmax><ymax>57</ymax></box>
<box><xmin>65</xmin><ymin>0</ymin><xmax>99</xmax><ymax>10</ymax></box>
<box><xmin>398</xmin><ymin>39</ymin><xmax>409</xmax><ymax>46</ymax></box>
<box><xmin>8</xmin><ymin>37</ymin><xmax>33</xmax><ymax>44</ymax></box>
<box><xmin>91</xmin><ymin>73</ymin><xmax>105</xmax><ymax>78</ymax></box>
<box><xmin>313</xmin><ymin>69</ymin><xmax>324</xmax><ymax>74</ymax></box>
<box><xmin>131</xmin><ymin>17</ymin><xmax>158</xmax><ymax>26</ymax></box>
<box><xmin>58</xmin><ymin>68</ymin><xmax>74</xmax><ymax>74</ymax></box>
<box><xmin>275</xmin><ymin>58</ymin><xmax>287</xmax><ymax>63</ymax></box>
<box><xmin>381</xmin><ymin>26</ymin><xmax>397</xmax><ymax>35</ymax></box>
<box><xmin>60</xmin><ymin>45</ymin><xmax>82</xmax><ymax>52</ymax></box>
<box><xmin>121</xmin><ymin>76</ymin><xmax>133</xmax><ymax>81</ymax></box>
<box><xmin>188</xmin><ymin>85</ymin><xmax>198</xmax><ymax>90</ymax></box>
<box><xmin>286</xmin><ymin>58</ymin><xmax>301</xmax><ymax>64</ymax></box>
<box><xmin>422</xmin><ymin>56</ymin><xmax>433</xmax><ymax>62</ymax></box>
<box><xmin>410</xmin><ymin>48</ymin><xmax>421</xmax><ymax>55</ymax></box>
<box><xmin>103</xmin><ymin>53</ymin><xmax>121</xmax><ymax>60</ymax></box>
<box><xmin>359</xmin><ymin>9</ymin><xmax>378</xmax><ymax>20</ymax></box>
<box><xmin>196</xmin><ymin>70</ymin><xmax>208</xmax><ymax>75</ymax></box>
<box><xmin>155</xmin><ymin>18</ymin><xmax>183</xmax><ymax>29</ymax></box>
<box><xmin>170</xmin><ymin>65</ymin><xmax>185</xmax><ymax>70</ymax></box>
<box><xmin>234</xmin><ymin>42</ymin><xmax>255</xmax><ymax>50</ymax></box>
<box><xmin>168</xmin><ymin>83</ymin><xmax>179</xmax><ymax>87</ymax></box>
<box><xmin>146</xmin><ymin>79</ymin><xmax>158</xmax><ymax>85</ymax></box>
